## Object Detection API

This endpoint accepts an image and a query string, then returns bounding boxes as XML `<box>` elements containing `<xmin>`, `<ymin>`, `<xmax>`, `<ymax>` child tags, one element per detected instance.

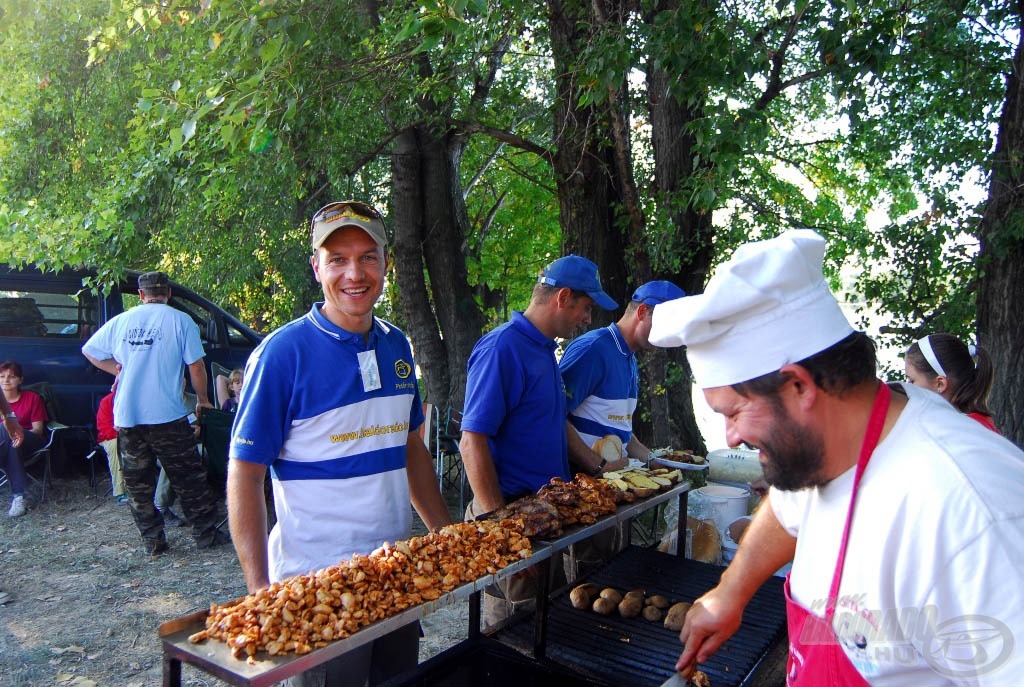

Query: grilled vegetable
<box><xmin>570</xmin><ymin>583</ymin><xmax>601</xmax><ymax>609</ymax></box>
<box><xmin>664</xmin><ymin>601</ymin><xmax>693</xmax><ymax>631</ymax></box>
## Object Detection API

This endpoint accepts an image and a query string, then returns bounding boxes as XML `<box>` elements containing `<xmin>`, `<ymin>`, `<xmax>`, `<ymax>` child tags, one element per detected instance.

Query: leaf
<box><xmin>182</xmin><ymin>118</ymin><xmax>197</xmax><ymax>143</ymax></box>
<box><xmin>248</xmin><ymin>128</ymin><xmax>273</xmax><ymax>154</ymax></box>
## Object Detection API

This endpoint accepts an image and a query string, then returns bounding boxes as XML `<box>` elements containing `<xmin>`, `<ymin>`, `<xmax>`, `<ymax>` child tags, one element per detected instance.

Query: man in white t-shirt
<box><xmin>650</xmin><ymin>229</ymin><xmax>1024</xmax><ymax>686</ymax></box>
<box><xmin>83</xmin><ymin>271</ymin><xmax>228</xmax><ymax>555</ymax></box>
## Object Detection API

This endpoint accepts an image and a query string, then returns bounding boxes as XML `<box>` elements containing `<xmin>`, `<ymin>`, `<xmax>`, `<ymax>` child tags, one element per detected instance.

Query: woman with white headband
<box><xmin>904</xmin><ymin>333</ymin><xmax>999</xmax><ymax>432</ymax></box>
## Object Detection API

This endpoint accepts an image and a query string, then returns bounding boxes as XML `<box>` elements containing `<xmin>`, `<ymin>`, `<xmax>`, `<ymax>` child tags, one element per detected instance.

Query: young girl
<box><xmin>904</xmin><ymin>333</ymin><xmax>999</xmax><ymax>432</ymax></box>
<box><xmin>220</xmin><ymin>368</ymin><xmax>243</xmax><ymax>412</ymax></box>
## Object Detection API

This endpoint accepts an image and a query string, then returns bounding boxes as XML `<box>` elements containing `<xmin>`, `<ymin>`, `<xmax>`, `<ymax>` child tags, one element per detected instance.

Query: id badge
<box><xmin>358</xmin><ymin>350</ymin><xmax>382</xmax><ymax>392</ymax></box>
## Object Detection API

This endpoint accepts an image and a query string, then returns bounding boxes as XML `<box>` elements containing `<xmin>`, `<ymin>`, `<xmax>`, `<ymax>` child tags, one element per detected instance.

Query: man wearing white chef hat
<box><xmin>653</xmin><ymin>229</ymin><xmax>1024</xmax><ymax>686</ymax></box>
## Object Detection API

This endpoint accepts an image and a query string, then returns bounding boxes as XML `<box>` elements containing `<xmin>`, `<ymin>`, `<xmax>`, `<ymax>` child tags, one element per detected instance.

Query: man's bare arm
<box><xmin>406</xmin><ymin>432</ymin><xmax>452</xmax><ymax>532</ymax></box>
<box><xmin>676</xmin><ymin>493</ymin><xmax>796</xmax><ymax>676</ymax></box>
<box><xmin>459</xmin><ymin>430</ymin><xmax>504</xmax><ymax>513</ymax></box>
<box><xmin>227</xmin><ymin>459</ymin><xmax>271</xmax><ymax>593</ymax></box>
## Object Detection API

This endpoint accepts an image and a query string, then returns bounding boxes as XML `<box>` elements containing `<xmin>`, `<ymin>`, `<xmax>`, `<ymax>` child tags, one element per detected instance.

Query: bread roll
<box><xmin>592</xmin><ymin>434</ymin><xmax>624</xmax><ymax>461</ymax></box>
<box><xmin>687</xmin><ymin>516</ymin><xmax>722</xmax><ymax>564</ymax></box>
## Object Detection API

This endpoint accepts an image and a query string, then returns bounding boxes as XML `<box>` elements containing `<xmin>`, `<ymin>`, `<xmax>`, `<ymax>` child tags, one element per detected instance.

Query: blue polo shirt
<box><xmin>461</xmin><ymin>311</ymin><xmax>569</xmax><ymax>498</ymax></box>
<box><xmin>560</xmin><ymin>324</ymin><xmax>636</xmax><ymax>453</ymax></box>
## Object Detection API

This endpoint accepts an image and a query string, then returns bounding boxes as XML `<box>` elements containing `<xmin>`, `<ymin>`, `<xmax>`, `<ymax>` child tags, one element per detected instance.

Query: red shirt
<box><xmin>967</xmin><ymin>411</ymin><xmax>1000</xmax><ymax>434</ymax></box>
<box><xmin>9</xmin><ymin>390</ymin><xmax>48</xmax><ymax>432</ymax></box>
<box><xmin>96</xmin><ymin>392</ymin><xmax>117</xmax><ymax>441</ymax></box>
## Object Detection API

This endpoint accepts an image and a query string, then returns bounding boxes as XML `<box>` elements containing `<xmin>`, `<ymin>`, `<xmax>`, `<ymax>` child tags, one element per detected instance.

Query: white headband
<box><xmin>917</xmin><ymin>335</ymin><xmax>947</xmax><ymax>377</ymax></box>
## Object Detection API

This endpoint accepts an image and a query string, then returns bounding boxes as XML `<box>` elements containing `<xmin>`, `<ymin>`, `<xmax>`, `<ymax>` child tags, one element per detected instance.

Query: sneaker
<box><xmin>144</xmin><ymin>535</ymin><xmax>169</xmax><ymax>556</ymax></box>
<box><xmin>8</xmin><ymin>495</ymin><xmax>26</xmax><ymax>518</ymax></box>
<box><xmin>196</xmin><ymin>528</ymin><xmax>231</xmax><ymax>549</ymax></box>
<box><xmin>115</xmin><ymin>494</ymin><xmax>129</xmax><ymax>505</ymax></box>
<box><xmin>0</xmin><ymin>590</ymin><xmax>11</xmax><ymax>605</ymax></box>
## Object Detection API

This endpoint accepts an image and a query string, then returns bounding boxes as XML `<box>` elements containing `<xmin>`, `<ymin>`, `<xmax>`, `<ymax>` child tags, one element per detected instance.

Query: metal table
<box><xmin>159</xmin><ymin>481</ymin><xmax>691</xmax><ymax>686</ymax></box>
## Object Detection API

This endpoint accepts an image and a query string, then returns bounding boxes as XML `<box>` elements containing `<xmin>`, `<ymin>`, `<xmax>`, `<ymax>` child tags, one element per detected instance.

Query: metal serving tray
<box><xmin>532</xmin><ymin>480</ymin><xmax>691</xmax><ymax>549</ymax></box>
<box><xmin>159</xmin><ymin>481</ymin><xmax>691</xmax><ymax>686</ymax></box>
<box><xmin>159</xmin><ymin>544</ymin><xmax>552</xmax><ymax>687</ymax></box>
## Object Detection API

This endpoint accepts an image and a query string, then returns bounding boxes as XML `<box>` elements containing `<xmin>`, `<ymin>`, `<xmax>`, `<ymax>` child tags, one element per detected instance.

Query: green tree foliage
<box><xmin>2</xmin><ymin>0</ymin><xmax>1020</xmax><ymax>439</ymax></box>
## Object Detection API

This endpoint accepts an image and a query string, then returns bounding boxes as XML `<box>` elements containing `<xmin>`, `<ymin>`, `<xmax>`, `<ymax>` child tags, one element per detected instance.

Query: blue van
<box><xmin>0</xmin><ymin>265</ymin><xmax>261</xmax><ymax>428</ymax></box>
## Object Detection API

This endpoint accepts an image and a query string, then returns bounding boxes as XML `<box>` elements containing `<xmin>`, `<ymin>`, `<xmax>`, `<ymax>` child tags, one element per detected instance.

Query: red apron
<box><xmin>785</xmin><ymin>382</ymin><xmax>890</xmax><ymax>686</ymax></box>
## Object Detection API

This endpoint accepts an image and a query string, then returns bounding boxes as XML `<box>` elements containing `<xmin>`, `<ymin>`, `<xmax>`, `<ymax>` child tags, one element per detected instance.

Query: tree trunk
<box><xmin>547</xmin><ymin>0</ymin><xmax>632</xmax><ymax>324</ymax></box>
<box><xmin>390</xmin><ymin>122</ymin><xmax>484</xmax><ymax>414</ymax></box>
<box><xmin>391</xmin><ymin>130</ymin><xmax>450</xmax><ymax>408</ymax></box>
<box><xmin>420</xmin><ymin>127</ymin><xmax>486</xmax><ymax>411</ymax></box>
<box><xmin>636</xmin><ymin>0</ymin><xmax>716</xmax><ymax>454</ymax></box>
<box><xmin>977</xmin><ymin>0</ymin><xmax>1024</xmax><ymax>446</ymax></box>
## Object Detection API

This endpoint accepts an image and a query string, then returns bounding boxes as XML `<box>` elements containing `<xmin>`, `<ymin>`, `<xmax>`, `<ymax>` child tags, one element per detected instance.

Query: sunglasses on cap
<box><xmin>310</xmin><ymin>200</ymin><xmax>384</xmax><ymax>230</ymax></box>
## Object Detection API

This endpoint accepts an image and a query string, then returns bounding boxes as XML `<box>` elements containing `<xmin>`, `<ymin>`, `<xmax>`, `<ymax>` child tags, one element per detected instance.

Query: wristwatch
<box><xmin>4</xmin><ymin>413</ymin><xmax>17</xmax><ymax>420</ymax></box>
<box><xmin>592</xmin><ymin>458</ymin><xmax>607</xmax><ymax>476</ymax></box>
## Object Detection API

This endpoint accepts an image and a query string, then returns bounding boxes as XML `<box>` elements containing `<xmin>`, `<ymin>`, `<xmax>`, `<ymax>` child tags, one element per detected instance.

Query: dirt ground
<box><xmin>0</xmin><ymin>475</ymin><xmax>469</xmax><ymax>687</ymax></box>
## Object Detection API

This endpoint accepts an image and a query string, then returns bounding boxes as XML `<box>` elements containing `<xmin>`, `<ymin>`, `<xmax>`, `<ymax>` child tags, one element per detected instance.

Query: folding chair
<box><xmin>200</xmin><ymin>407</ymin><xmax>235</xmax><ymax>497</ymax></box>
<box><xmin>20</xmin><ymin>381</ymin><xmax>92</xmax><ymax>502</ymax></box>
<box><xmin>432</xmin><ymin>407</ymin><xmax>468</xmax><ymax>513</ymax></box>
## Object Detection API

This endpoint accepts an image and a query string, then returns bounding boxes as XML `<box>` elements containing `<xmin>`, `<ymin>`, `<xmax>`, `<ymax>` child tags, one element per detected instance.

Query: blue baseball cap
<box><xmin>632</xmin><ymin>280</ymin><xmax>685</xmax><ymax>306</ymax></box>
<box><xmin>538</xmin><ymin>255</ymin><xmax>618</xmax><ymax>310</ymax></box>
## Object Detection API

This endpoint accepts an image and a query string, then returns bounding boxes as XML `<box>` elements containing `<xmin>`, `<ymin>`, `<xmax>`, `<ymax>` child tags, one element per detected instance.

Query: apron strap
<box><xmin>824</xmin><ymin>381</ymin><xmax>891</xmax><ymax>622</ymax></box>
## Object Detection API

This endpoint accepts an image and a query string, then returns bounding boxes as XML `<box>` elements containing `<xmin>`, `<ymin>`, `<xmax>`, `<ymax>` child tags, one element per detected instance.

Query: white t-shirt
<box><xmin>82</xmin><ymin>302</ymin><xmax>205</xmax><ymax>427</ymax></box>
<box><xmin>772</xmin><ymin>382</ymin><xmax>1024</xmax><ymax>686</ymax></box>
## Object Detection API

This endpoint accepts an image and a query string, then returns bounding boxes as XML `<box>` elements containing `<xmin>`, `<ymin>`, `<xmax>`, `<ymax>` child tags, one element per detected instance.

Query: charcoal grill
<box><xmin>495</xmin><ymin>546</ymin><xmax>787</xmax><ymax>687</ymax></box>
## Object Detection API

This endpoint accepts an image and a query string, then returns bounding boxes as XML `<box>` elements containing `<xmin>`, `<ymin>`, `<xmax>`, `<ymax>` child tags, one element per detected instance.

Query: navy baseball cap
<box><xmin>632</xmin><ymin>280</ymin><xmax>685</xmax><ymax>306</ymax></box>
<box><xmin>538</xmin><ymin>255</ymin><xmax>618</xmax><ymax>310</ymax></box>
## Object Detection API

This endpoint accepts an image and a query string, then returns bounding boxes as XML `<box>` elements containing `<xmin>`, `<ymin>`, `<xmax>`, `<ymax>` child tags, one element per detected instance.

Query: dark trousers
<box><xmin>1</xmin><ymin>427</ymin><xmax>29</xmax><ymax>495</ymax></box>
<box><xmin>118</xmin><ymin>418</ymin><xmax>220</xmax><ymax>545</ymax></box>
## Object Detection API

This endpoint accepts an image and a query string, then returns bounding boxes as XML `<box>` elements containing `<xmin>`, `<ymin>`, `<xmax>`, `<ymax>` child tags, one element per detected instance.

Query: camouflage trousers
<box><xmin>118</xmin><ymin>418</ymin><xmax>222</xmax><ymax>547</ymax></box>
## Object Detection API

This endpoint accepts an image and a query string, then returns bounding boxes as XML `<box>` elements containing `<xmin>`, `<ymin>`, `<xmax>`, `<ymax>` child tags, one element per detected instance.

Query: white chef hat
<box><xmin>649</xmin><ymin>229</ymin><xmax>854</xmax><ymax>387</ymax></box>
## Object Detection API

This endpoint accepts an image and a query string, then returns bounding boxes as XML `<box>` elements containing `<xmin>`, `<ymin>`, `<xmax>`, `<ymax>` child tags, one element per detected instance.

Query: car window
<box><xmin>0</xmin><ymin>286</ymin><xmax>98</xmax><ymax>338</ymax></box>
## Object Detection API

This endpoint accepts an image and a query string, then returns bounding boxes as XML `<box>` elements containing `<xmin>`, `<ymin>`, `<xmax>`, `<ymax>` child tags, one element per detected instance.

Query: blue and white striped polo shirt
<box><xmin>231</xmin><ymin>304</ymin><xmax>423</xmax><ymax>581</ymax></box>
<box><xmin>559</xmin><ymin>323</ymin><xmax>637</xmax><ymax>454</ymax></box>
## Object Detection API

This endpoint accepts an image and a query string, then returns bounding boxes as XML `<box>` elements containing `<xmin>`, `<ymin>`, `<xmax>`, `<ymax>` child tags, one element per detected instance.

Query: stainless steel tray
<box><xmin>533</xmin><ymin>480</ymin><xmax>691</xmax><ymax>549</ymax></box>
<box><xmin>160</xmin><ymin>481</ymin><xmax>690</xmax><ymax>686</ymax></box>
<box><xmin>159</xmin><ymin>544</ymin><xmax>552</xmax><ymax>687</ymax></box>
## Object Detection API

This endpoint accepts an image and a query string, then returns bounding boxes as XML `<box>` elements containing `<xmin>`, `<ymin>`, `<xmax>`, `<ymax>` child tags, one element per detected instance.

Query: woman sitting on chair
<box><xmin>0</xmin><ymin>359</ymin><xmax>48</xmax><ymax>517</ymax></box>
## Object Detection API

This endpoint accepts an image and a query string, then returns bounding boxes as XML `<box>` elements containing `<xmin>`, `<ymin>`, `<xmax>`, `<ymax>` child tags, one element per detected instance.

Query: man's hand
<box><xmin>606</xmin><ymin>454</ymin><xmax>630</xmax><ymax>472</ymax></box>
<box><xmin>674</xmin><ymin>586</ymin><xmax>745</xmax><ymax>677</ymax></box>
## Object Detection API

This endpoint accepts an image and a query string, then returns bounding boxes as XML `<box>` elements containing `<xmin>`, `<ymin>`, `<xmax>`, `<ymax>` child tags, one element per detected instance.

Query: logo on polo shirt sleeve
<box><xmin>394</xmin><ymin>359</ymin><xmax>412</xmax><ymax>379</ymax></box>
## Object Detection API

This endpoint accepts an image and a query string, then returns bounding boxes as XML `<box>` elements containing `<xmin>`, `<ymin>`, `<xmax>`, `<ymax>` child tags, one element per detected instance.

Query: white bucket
<box><xmin>694</xmin><ymin>484</ymin><xmax>750</xmax><ymax>534</ymax></box>
<box><xmin>721</xmin><ymin>535</ymin><xmax>738</xmax><ymax>564</ymax></box>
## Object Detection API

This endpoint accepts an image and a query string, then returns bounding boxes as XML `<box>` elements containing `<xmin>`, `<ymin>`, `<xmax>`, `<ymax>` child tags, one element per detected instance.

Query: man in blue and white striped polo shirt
<box><xmin>227</xmin><ymin>200</ymin><xmax>451</xmax><ymax>687</ymax></box>
<box><xmin>561</xmin><ymin>280</ymin><xmax>686</xmax><ymax>473</ymax></box>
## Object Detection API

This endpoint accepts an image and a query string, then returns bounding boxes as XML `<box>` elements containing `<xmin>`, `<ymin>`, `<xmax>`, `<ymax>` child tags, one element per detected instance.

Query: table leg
<box><xmin>533</xmin><ymin>557</ymin><xmax>552</xmax><ymax>659</ymax></box>
<box><xmin>162</xmin><ymin>654</ymin><xmax>182</xmax><ymax>687</ymax></box>
<box><xmin>468</xmin><ymin>590</ymin><xmax>481</xmax><ymax>641</ymax></box>
<box><xmin>676</xmin><ymin>490</ymin><xmax>689</xmax><ymax>558</ymax></box>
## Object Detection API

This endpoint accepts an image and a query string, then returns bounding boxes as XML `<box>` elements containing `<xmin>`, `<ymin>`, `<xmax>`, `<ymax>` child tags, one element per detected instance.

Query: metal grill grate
<box><xmin>496</xmin><ymin>546</ymin><xmax>787</xmax><ymax>687</ymax></box>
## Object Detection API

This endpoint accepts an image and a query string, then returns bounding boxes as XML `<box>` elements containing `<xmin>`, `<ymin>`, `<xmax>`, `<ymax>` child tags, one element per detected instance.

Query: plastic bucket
<box><xmin>694</xmin><ymin>484</ymin><xmax>750</xmax><ymax>534</ymax></box>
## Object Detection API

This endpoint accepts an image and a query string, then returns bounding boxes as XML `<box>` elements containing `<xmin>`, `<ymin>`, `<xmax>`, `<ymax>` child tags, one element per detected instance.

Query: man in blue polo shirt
<box><xmin>460</xmin><ymin>254</ymin><xmax>616</xmax><ymax>624</ymax></box>
<box><xmin>227</xmin><ymin>200</ymin><xmax>451</xmax><ymax>687</ymax></box>
<box><xmin>561</xmin><ymin>280</ymin><xmax>686</xmax><ymax>473</ymax></box>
